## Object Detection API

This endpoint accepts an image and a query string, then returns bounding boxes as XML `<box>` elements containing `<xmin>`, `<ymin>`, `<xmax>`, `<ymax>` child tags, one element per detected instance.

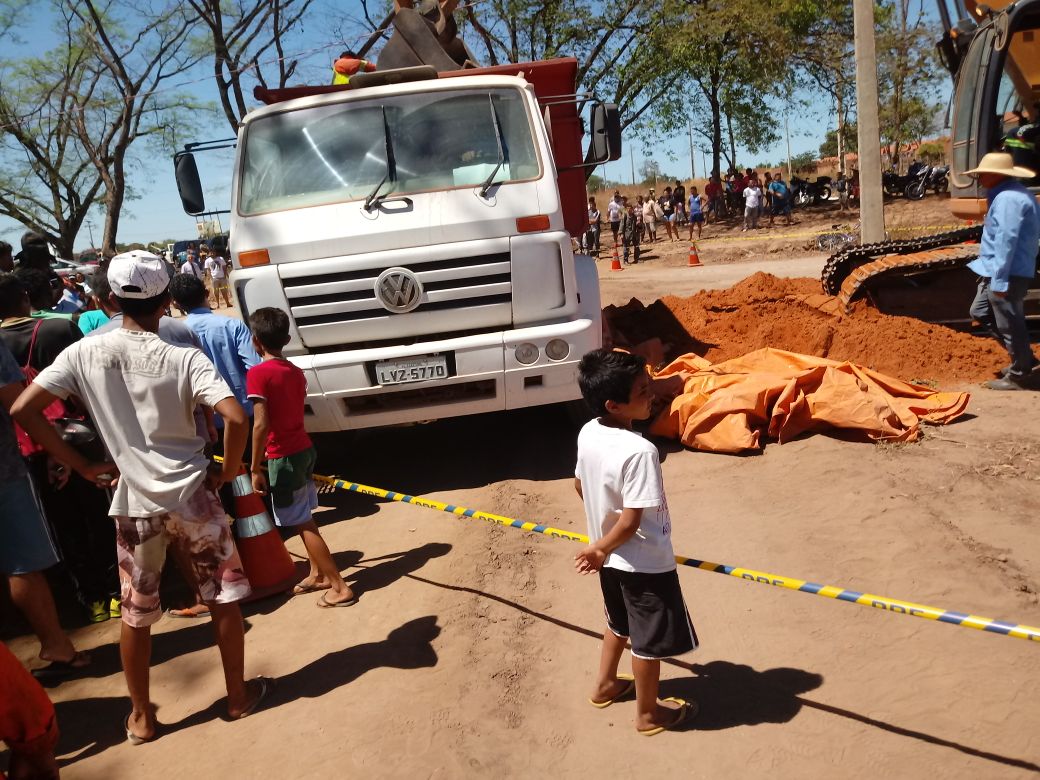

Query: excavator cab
<box><xmin>949</xmin><ymin>0</ymin><xmax>1040</xmax><ymax>218</ymax></box>
<box><xmin>819</xmin><ymin>0</ymin><xmax>1040</xmax><ymax>319</ymax></box>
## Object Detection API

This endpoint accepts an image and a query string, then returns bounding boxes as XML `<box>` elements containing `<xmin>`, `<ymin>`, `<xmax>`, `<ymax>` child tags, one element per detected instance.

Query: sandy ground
<box><xmin>5</xmin><ymin>195</ymin><xmax>1040</xmax><ymax>778</ymax></box>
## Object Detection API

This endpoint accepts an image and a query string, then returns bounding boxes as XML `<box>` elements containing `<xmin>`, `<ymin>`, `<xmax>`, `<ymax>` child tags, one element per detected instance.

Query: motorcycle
<box><xmin>790</xmin><ymin>175</ymin><xmax>832</xmax><ymax>207</ymax></box>
<box><xmin>904</xmin><ymin>164</ymin><xmax>932</xmax><ymax>200</ymax></box>
<box><xmin>927</xmin><ymin>164</ymin><xmax>949</xmax><ymax>194</ymax></box>
<box><xmin>882</xmin><ymin>169</ymin><xmax>915</xmax><ymax>196</ymax></box>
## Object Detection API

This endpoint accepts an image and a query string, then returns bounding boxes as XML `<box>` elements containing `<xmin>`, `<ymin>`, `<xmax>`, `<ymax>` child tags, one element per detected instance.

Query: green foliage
<box><xmin>916</xmin><ymin>140</ymin><xmax>945</xmax><ymax>162</ymax></box>
<box><xmin>789</xmin><ymin>151</ymin><xmax>817</xmax><ymax>171</ymax></box>
<box><xmin>585</xmin><ymin>174</ymin><xmax>604</xmax><ymax>192</ymax></box>
<box><xmin>819</xmin><ymin>122</ymin><xmax>858</xmax><ymax>157</ymax></box>
<box><xmin>875</xmin><ymin>0</ymin><xmax>943</xmax><ymax>171</ymax></box>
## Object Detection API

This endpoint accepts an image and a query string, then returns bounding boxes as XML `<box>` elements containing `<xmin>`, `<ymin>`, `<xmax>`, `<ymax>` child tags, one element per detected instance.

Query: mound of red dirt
<box><xmin>603</xmin><ymin>272</ymin><xmax>1006</xmax><ymax>384</ymax></box>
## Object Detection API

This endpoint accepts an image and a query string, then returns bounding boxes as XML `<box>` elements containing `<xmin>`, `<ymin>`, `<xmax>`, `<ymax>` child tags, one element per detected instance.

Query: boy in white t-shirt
<box><xmin>574</xmin><ymin>349</ymin><xmax>698</xmax><ymax>736</ymax></box>
<box><xmin>742</xmin><ymin>181</ymin><xmax>762</xmax><ymax>231</ymax></box>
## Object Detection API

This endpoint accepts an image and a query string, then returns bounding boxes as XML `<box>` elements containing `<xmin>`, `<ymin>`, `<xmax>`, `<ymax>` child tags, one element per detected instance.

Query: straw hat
<box><xmin>963</xmin><ymin>151</ymin><xmax>1036</xmax><ymax>178</ymax></box>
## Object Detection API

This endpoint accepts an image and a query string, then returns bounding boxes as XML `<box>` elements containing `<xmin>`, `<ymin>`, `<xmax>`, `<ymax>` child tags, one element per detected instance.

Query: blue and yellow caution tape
<box><xmin>312</xmin><ymin>472</ymin><xmax>1040</xmax><ymax>644</ymax></box>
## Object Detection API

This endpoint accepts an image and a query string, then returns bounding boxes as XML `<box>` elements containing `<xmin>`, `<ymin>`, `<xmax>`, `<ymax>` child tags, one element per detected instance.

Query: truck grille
<box><xmin>280</xmin><ymin>251</ymin><xmax>513</xmax><ymax>349</ymax></box>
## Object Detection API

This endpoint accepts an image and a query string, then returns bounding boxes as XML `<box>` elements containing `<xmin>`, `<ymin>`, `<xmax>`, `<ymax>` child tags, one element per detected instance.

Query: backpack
<box><xmin>13</xmin><ymin>321</ymin><xmax>79</xmax><ymax>457</ymax></box>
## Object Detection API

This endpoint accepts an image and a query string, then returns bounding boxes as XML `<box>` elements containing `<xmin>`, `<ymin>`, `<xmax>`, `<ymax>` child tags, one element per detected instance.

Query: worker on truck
<box><xmin>331</xmin><ymin>50</ymin><xmax>376</xmax><ymax>85</ymax></box>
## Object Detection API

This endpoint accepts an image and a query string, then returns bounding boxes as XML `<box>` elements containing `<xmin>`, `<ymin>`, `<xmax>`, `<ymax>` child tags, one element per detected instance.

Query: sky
<box><xmin>0</xmin><ymin>2</ymin><xmax>952</xmax><ymax>254</ymax></box>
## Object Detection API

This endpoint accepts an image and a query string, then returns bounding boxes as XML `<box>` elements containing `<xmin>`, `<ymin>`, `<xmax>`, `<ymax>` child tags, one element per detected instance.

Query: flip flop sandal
<box><xmin>125</xmin><ymin>714</ymin><xmax>158</xmax><ymax>746</ymax></box>
<box><xmin>32</xmin><ymin>651</ymin><xmax>91</xmax><ymax>680</ymax></box>
<box><xmin>317</xmin><ymin>592</ymin><xmax>359</xmax><ymax>608</ymax></box>
<box><xmin>292</xmin><ymin>581</ymin><xmax>331</xmax><ymax>595</ymax></box>
<box><xmin>588</xmin><ymin>674</ymin><xmax>636</xmax><ymax>708</ymax></box>
<box><xmin>637</xmin><ymin>697</ymin><xmax>698</xmax><ymax>736</ymax></box>
<box><xmin>232</xmin><ymin>676</ymin><xmax>277</xmax><ymax>720</ymax></box>
<box><xmin>167</xmin><ymin>606</ymin><xmax>211</xmax><ymax>619</ymax></box>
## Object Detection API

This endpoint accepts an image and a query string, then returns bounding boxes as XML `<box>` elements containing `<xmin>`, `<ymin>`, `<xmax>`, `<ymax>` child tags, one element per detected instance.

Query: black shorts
<box><xmin>599</xmin><ymin>567</ymin><xmax>698</xmax><ymax>659</ymax></box>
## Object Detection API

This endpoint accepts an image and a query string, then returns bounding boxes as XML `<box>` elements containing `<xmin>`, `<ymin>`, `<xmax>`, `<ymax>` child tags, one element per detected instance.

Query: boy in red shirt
<box><xmin>246</xmin><ymin>308</ymin><xmax>357</xmax><ymax>607</ymax></box>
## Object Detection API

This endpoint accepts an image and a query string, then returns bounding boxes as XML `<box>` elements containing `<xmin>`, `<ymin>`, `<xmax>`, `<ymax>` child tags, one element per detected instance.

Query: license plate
<box><xmin>375</xmin><ymin>355</ymin><xmax>449</xmax><ymax>385</ymax></box>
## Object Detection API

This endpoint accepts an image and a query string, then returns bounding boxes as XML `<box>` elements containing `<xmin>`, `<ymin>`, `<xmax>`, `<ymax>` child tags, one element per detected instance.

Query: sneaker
<box><xmin>109</xmin><ymin>598</ymin><xmax>122</xmax><ymax>620</ymax></box>
<box><xmin>88</xmin><ymin>601</ymin><xmax>110</xmax><ymax>623</ymax></box>
<box><xmin>985</xmin><ymin>376</ymin><xmax>1029</xmax><ymax>391</ymax></box>
<box><xmin>999</xmin><ymin>357</ymin><xmax>1039</xmax><ymax>378</ymax></box>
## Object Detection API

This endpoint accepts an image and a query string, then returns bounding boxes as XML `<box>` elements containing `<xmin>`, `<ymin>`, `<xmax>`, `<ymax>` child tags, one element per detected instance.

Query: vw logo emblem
<box><xmin>375</xmin><ymin>267</ymin><xmax>423</xmax><ymax>313</ymax></box>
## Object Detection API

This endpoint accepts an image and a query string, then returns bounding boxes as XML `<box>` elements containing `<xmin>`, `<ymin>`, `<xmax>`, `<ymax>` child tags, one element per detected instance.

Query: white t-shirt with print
<box><xmin>575</xmin><ymin>419</ymin><xmax>676</xmax><ymax>574</ymax></box>
<box><xmin>205</xmin><ymin>255</ymin><xmax>228</xmax><ymax>280</ymax></box>
<box><xmin>34</xmin><ymin>329</ymin><xmax>233</xmax><ymax>517</ymax></box>
<box><xmin>607</xmin><ymin>200</ymin><xmax>623</xmax><ymax>223</ymax></box>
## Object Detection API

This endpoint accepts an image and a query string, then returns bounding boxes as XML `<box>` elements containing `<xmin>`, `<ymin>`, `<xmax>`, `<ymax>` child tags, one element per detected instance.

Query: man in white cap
<box><xmin>964</xmin><ymin>151</ymin><xmax>1040</xmax><ymax>390</ymax></box>
<box><xmin>12</xmin><ymin>250</ymin><xmax>274</xmax><ymax>744</ymax></box>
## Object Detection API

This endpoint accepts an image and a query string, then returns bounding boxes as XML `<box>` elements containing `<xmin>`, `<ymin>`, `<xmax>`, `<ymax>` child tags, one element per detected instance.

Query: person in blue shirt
<box><xmin>167</xmin><ymin>273</ymin><xmax>261</xmax><ymax>618</ymax></box>
<box><xmin>964</xmin><ymin>152</ymin><xmax>1040</xmax><ymax>390</ymax></box>
<box><xmin>168</xmin><ymin>274</ymin><xmax>260</xmax><ymax>426</ymax></box>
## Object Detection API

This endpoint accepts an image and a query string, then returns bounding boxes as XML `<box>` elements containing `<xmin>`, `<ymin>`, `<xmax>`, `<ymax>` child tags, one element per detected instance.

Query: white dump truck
<box><xmin>175</xmin><ymin>58</ymin><xmax>619</xmax><ymax>432</ymax></box>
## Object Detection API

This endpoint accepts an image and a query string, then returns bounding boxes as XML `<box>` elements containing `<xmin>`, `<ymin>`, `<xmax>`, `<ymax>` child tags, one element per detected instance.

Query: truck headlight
<box><xmin>514</xmin><ymin>343</ymin><xmax>539</xmax><ymax>365</ymax></box>
<box><xmin>545</xmin><ymin>339</ymin><xmax>570</xmax><ymax>361</ymax></box>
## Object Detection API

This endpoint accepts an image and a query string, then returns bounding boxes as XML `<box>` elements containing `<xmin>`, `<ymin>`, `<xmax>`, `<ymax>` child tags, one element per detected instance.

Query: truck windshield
<box><xmin>239</xmin><ymin>87</ymin><xmax>540</xmax><ymax>215</ymax></box>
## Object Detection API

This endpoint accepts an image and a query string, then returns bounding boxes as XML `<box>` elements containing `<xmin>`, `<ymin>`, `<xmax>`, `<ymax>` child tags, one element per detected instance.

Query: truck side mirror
<box><xmin>585</xmin><ymin>103</ymin><xmax>622</xmax><ymax>165</ymax></box>
<box><xmin>174</xmin><ymin>152</ymin><xmax>206</xmax><ymax>216</ymax></box>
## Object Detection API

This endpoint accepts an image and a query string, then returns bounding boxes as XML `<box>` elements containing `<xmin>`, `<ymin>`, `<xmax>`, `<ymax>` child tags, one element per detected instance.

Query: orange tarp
<box><xmin>647</xmin><ymin>348</ymin><xmax>970</xmax><ymax>454</ymax></box>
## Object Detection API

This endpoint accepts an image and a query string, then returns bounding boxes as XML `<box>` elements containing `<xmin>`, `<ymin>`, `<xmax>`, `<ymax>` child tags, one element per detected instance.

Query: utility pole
<box><xmin>701</xmin><ymin>149</ymin><xmax>708</xmax><ymax>180</ymax></box>
<box><xmin>688</xmin><ymin>119</ymin><xmax>696</xmax><ymax>182</ymax></box>
<box><xmin>630</xmin><ymin>146</ymin><xmax>636</xmax><ymax>186</ymax></box>
<box><xmin>853</xmin><ymin>0</ymin><xmax>885</xmax><ymax>243</ymax></box>
<box><xmin>785</xmin><ymin>112</ymin><xmax>792</xmax><ymax>181</ymax></box>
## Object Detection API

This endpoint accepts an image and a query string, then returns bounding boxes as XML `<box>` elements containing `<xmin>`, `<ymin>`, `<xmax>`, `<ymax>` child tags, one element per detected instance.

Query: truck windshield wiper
<box><xmin>364</xmin><ymin>105</ymin><xmax>398</xmax><ymax>211</ymax></box>
<box><xmin>479</xmin><ymin>94</ymin><xmax>508</xmax><ymax>198</ymax></box>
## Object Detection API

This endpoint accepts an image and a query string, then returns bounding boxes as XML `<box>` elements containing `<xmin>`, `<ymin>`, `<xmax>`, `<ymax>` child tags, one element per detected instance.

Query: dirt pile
<box><xmin>603</xmin><ymin>272</ymin><xmax>1007</xmax><ymax>385</ymax></box>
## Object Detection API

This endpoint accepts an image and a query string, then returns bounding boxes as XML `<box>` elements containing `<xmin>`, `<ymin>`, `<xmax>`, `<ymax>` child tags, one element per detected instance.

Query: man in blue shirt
<box><xmin>167</xmin><ymin>274</ymin><xmax>261</xmax><ymax>618</ymax></box>
<box><xmin>169</xmin><ymin>274</ymin><xmax>260</xmax><ymax>425</ymax></box>
<box><xmin>965</xmin><ymin>152</ymin><xmax>1040</xmax><ymax>390</ymax></box>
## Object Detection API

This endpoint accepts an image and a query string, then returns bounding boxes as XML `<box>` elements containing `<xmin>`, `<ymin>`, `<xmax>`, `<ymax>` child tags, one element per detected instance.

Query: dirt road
<box><xmin>5</xmin><ymin>196</ymin><xmax>1040</xmax><ymax>777</ymax></box>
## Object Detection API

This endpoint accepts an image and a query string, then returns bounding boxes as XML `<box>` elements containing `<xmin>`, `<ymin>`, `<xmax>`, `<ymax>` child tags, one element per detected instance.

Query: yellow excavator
<box><xmin>821</xmin><ymin>0</ymin><xmax>1040</xmax><ymax>322</ymax></box>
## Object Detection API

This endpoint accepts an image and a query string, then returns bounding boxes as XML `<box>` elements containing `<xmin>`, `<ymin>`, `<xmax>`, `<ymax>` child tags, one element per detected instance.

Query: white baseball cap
<box><xmin>107</xmin><ymin>250</ymin><xmax>170</xmax><ymax>299</ymax></box>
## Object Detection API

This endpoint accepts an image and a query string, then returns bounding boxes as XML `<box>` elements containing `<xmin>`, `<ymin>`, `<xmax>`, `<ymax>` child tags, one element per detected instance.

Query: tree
<box><xmin>0</xmin><ymin>9</ymin><xmax>104</xmax><ymax>258</ymax></box>
<box><xmin>186</xmin><ymin>0</ymin><xmax>315</xmax><ymax>132</ymax></box>
<box><xmin>647</xmin><ymin>0</ymin><xmax>806</xmax><ymax>179</ymax></box>
<box><xmin>876</xmin><ymin>0</ymin><xmax>943</xmax><ymax>172</ymax></box>
<box><xmin>789</xmin><ymin>0</ymin><xmax>856</xmax><ymax>173</ymax></box>
<box><xmin>790</xmin><ymin>151</ymin><xmax>817</xmax><ymax>172</ymax></box>
<box><xmin>456</xmin><ymin>0</ymin><xmax>679</xmax><ymax>131</ymax></box>
<box><xmin>0</xmin><ymin>1</ymin><xmax>205</xmax><ymax>254</ymax></box>
<box><xmin>819</xmin><ymin>122</ymin><xmax>858</xmax><ymax>158</ymax></box>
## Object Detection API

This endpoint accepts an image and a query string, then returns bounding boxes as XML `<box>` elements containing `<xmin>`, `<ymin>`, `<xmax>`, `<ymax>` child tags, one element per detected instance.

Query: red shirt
<box><xmin>246</xmin><ymin>358</ymin><xmax>312</xmax><ymax>459</ymax></box>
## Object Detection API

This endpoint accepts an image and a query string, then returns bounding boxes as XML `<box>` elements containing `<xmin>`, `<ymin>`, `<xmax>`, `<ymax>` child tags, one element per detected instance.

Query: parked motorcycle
<box><xmin>904</xmin><ymin>164</ymin><xmax>932</xmax><ymax>200</ymax></box>
<box><xmin>882</xmin><ymin>169</ymin><xmax>916</xmax><ymax>196</ymax></box>
<box><xmin>790</xmin><ymin>175</ymin><xmax>832</xmax><ymax>207</ymax></box>
<box><xmin>927</xmin><ymin>164</ymin><xmax>949</xmax><ymax>194</ymax></box>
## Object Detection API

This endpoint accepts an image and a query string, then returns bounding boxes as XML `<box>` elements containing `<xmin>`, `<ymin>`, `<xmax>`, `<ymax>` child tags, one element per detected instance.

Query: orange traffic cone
<box><xmin>688</xmin><ymin>243</ymin><xmax>702</xmax><ymax>267</ymax></box>
<box><xmin>610</xmin><ymin>244</ymin><xmax>624</xmax><ymax>272</ymax></box>
<box><xmin>231</xmin><ymin>469</ymin><xmax>295</xmax><ymax>594</ymax></box>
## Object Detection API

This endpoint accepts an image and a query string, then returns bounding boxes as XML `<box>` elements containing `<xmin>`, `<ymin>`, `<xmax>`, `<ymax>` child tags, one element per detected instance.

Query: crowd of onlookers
<box><xmin>0</xmin><ymin>233</ymin><xmax>358</xmax><ymax>766</ymax></box>
<box><xmin>581</xmin><ymin>169</ymin><xmax>803</xmax><ymax>263</ymax></box>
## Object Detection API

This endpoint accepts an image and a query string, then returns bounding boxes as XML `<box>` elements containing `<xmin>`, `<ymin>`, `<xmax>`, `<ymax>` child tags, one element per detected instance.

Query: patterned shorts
<box><xmin>115</xmin><ymin>484</ymin><xmax>252</xmax><ymax>627</ymax></box>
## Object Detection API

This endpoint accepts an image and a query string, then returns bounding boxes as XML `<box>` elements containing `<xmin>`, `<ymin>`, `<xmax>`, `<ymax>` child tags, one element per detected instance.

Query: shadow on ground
<box><xmin>48</xmin><ymin>616</ymin><xmax>441</xmax><ymax>767</ymax></box>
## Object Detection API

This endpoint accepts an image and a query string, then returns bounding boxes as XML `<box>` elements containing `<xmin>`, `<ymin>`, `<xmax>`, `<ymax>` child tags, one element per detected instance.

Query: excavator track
<box><xmin>836</xmin><ymin>244</ymin><xmax>981</xmax><ymax>313</ymax></box>
<box><xmin>820</xmin><ymin>224</ymin><xmax>983</xmax><ymax>295</ymax></box>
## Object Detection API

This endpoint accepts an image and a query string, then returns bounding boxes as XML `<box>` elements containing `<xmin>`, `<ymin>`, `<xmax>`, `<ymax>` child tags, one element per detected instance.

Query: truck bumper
<box><xmin>294</xmin><ymin>316</ymin><xmax>600</xmax><ymax>431</ymax></box>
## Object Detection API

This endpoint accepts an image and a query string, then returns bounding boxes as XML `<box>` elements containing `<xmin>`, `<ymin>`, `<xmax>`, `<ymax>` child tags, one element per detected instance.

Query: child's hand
<box><xmin>574</xmin><ymin>546</ymin><xmax>607</xmax><ymax>575</ymax></box>
<box><xmin>251</xmin><ymin>471</ymin><xmax>268</xmax><ymax>496</ymax></box>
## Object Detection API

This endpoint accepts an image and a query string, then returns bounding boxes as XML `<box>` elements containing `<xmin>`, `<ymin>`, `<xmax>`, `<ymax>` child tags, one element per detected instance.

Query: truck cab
<box><xmin>176</xmin><ymin>59</ymin><xmax>619</xmax><ymax>432</ymax></box>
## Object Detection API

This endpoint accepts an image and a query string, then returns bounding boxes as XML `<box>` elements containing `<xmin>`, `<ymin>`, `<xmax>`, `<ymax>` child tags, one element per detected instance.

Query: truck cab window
<box><xmin>239</xmin><ymin>88</ymin><xmax>541</xmax><ymax>215</ymax></box>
